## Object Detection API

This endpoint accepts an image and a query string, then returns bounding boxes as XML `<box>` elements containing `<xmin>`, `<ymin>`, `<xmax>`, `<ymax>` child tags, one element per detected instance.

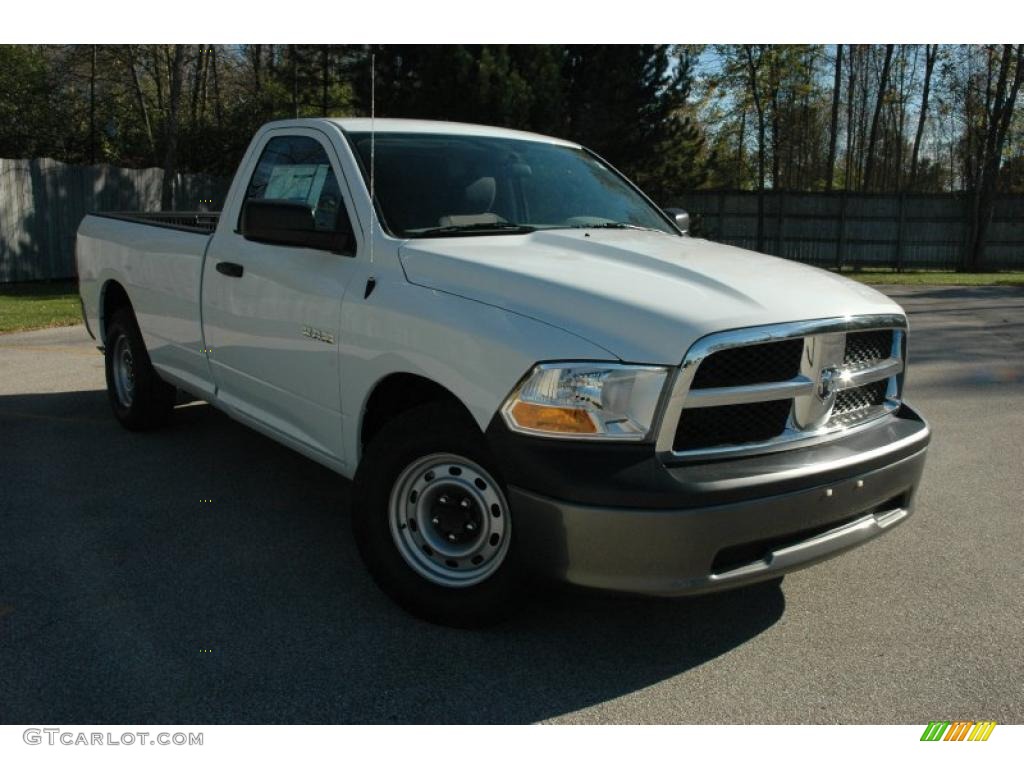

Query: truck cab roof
<box><xmin>260</xmin><ymin>116</ymin><xmax>581</xmax><ymax>147</ymax></box>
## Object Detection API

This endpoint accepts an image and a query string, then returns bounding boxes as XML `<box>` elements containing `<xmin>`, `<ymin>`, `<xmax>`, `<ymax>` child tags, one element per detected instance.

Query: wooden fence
<box><xmin>3</xmin><ymin>161</ymin><xmax>1023</xmax><ymax>282</ymax></box>
<box><xmin>0</xmin><ymin>157</ymin><xmax>230</xmax><ymax>283</ymax></box>
<box><xmin>670</xmin><ymin>190</ymin><xmax>1024</xmax><ymax>271</ymax></box>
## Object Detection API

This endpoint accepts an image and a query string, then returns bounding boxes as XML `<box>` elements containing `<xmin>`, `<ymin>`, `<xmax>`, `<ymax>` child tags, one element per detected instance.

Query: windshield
<box><xmin>347</xmin><ymin>132</ymin><xmax>678</xmax><ymax>238</ymax></box>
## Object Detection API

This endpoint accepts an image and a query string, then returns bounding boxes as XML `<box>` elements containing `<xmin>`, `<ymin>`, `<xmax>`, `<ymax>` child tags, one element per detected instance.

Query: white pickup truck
<box><xmin>77</xmin><ymin>118</ymin><xmax>931</xmax><ymax>626</ymax></box>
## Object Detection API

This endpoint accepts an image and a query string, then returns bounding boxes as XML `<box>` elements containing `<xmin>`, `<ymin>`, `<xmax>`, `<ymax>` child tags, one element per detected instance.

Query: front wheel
<box><xmin>352</xmin><ymin>402</ymin><xmax>523</xmax><ymax>627</ymax></box>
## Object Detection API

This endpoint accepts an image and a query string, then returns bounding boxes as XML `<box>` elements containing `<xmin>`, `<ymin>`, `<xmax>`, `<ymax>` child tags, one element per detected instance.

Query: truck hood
<box><xmin>398</xmin><ymin>229</ymin><xmax>904</xmax><ymax>364</ymax></box>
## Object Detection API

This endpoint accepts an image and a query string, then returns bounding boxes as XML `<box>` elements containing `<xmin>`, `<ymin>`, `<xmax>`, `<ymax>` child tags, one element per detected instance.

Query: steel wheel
<box><xmin>388</xmin><ymin>452</ymin><xmax>511</xmax><ymax>588</ymax></box>
<box><xmin>112</xmin><ymin>333</ymin><xmax>136</xmax><ymax>408</ymax></box>
<box><xmin>103</xmin><ymin>308</ymin><xmax>175</xmax><ymax>431</ymax></box>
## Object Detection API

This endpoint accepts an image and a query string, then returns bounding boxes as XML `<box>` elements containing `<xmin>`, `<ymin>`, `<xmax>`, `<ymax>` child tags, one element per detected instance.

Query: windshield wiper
<box><xmin>409</xmin><ymin>222</ymin><xmax>537</xmax><ymax>238</ymax></box>
<box><xmin>569</xmin><ymin>221</ymin><xmax>654</xmax><ymax>231</ymax></box>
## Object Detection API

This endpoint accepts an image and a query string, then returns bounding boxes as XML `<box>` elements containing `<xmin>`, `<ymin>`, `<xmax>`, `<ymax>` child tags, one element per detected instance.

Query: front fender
<box><xmin>338</xmin><ymin>279</ymin><xmax>617</xmax><ymax>474</ymax></box>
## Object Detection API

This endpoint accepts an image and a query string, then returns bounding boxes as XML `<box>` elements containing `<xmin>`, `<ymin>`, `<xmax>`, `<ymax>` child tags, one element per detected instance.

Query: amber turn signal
<box><xmin>509</xmin><ymin>402</ymin><xmax>597</xmax><ymax>434</ymax></box>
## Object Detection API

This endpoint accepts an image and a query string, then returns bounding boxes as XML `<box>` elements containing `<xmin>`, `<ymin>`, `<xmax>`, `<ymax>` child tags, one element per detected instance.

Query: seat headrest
<box><xmin>464</xmin><ymin>177</ymin><xmax>496</xmax><ymax>213</ymax></box>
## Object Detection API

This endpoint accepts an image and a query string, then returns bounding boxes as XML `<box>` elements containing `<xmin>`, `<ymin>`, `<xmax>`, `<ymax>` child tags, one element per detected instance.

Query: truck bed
<box><xmin>77</xmin><ymin>211</ymin><xmax>218</xmax><ymax>398</ymax></box>
<box><xmin>93</xmin><ymin>211</ymin><xmax>220</xmax><ymax>235</ymax></box>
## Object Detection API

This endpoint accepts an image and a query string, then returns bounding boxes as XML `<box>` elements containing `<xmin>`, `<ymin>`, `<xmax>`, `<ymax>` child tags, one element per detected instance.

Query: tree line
<box><xmin>1</xmin><ymin>44</ymin><xmax>1021</xmax><ymax>268</ymax></box>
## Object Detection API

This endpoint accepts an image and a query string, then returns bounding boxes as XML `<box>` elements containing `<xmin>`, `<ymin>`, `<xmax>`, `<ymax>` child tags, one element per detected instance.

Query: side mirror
<box><xmin>662</xmin><ymin>207</ymin><xmax>690</xmax><ymax>235</ymax></box>
<box><xmin>241</xmin><ymin>199</ymin><xmax>352</xmax><ymax>254</ymax></box>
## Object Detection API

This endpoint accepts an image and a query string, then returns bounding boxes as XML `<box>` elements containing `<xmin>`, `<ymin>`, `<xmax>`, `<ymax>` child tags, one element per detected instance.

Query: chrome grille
<box><xmin>844</xmin><ymin>329</ymin><xmax>894</xmax><ymax>369</ymax></box>
<box><xmin>833</xmin><ymin>379</ymin><xmax>888</xmax><ymax>415</ymax></box>
<box><xmin>691</xmin><ymin>338</ymin><xmax>803</xmax><ymax>389</ymax></box>
<box><xmin>673</xmin><ymin>399</ymin><xmax>791</xmax><ymax>452</ymax></box>
<box><xmin>656</xmin><ymin>315</ymin><xmax>906</xmax><ymax>459</ymax></box>
<box><xmin>828</xmin><ymin>380</ymin><xmax>889</xmax><ymax>428</ymax></box>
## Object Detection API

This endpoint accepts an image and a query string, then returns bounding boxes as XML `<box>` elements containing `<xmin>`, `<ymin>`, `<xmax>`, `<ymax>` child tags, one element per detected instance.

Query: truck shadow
<box><xmin>0</xmin><ymin>389</ymin><xmax>784</xmax><ymax>724</ymax></box>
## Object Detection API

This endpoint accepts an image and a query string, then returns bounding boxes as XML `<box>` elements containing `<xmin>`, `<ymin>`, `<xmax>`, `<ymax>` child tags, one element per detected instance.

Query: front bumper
<box><xmin>489</xmin><ymin>404</ymin><xmax>930</xmax><ymax>596</ymax></box>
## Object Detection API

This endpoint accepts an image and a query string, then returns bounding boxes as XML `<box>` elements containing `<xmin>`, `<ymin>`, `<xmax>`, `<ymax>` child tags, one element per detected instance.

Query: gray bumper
<box><xmin>509</xmin><ymin>434</ymin><xmax>929</xmax><ymax>597</ymax></box>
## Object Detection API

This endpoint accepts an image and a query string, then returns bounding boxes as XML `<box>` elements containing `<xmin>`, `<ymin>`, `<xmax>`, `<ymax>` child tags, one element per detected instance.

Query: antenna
<box><xmin>368</xmin><ymin>52</ymin><xmax>376</xmax><ymax>266</ymax></box>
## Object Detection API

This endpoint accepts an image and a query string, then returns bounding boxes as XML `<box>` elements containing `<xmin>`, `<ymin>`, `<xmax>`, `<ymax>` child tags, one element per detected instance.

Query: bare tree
<box><xmin>909</xmin><ymin>44</ymin><xmax>938</xmax><ymax>190</ymax></box>
<box><xmin>743</xmin><ymin>45</ymin><xmax>767</xmax><ymax>250</ymax></box>
<box><xmin>321</xmin><ymin>45</ymin><xmax>330</xmax><ymax>115</ymax></box>
<box><xmin>160</xmin><ymin>44</ymin><xmax>187</xmax><ymax>211</ymax></box>
<box><xmin>89</xmin><ymin>45</ymin><xmax>97</xmax><ymax>164</ymax></box>
<box><xmin>249</xmin><ymin>44</ymin><xmax>263</xmax><ymax>95</ymax></box>
<box><xmin>966</xmin><ymin>45</ymin><xmax>1024</xmax><ymax>269</ymax></box>
<box><xmin>768</xmin><ymin>50</ymin><xmax>781</xmax><ymax>189</ymax></box>
<box><xmin>826</xmin><ymin>44</ymin><xmax>842</xmax><ymax>191</ymax></box>
<box><xmin>210</xmin><ymin>45</ymin><xmax>223</xmax><ymax>129</ymax></box>
<box><xmin>844</xmin><ymin>45</ymin><xmax>857</xmax><ymax>190</ymax></box>
<box><xmin>126</xmin><ymin>45</ymin><xmax>156</xmax><ymax>162</ymax></box>
<box><xmin>148</xmin><ymin>46</ymin><xmax>164</xmax><ymax>114</ymax></box>
<box><xmin>189</xmin><ymin>45</ymin><xmax>206</xmax><ymax>129</ymax></box>
<box><xmin>889</xmin><ymin>45</ymin><xmax>913</xmax><ymax>192</ymax></box>
<box><xmin>863</xmin><ymin>44</ymin><xmax>894</xmax><ymax>191</ymax></box>
<box><xmin>289</xmin><ymin>44</ymin><xmax>299</xmax><ymax>118</ymax></box>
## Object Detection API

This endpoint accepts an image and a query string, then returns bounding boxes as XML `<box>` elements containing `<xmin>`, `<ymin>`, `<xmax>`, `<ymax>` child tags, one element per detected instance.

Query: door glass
<box><xmin>242</xmin><ymin>135</ymin><xmax>350</xmax><ymax>234</ymax></box>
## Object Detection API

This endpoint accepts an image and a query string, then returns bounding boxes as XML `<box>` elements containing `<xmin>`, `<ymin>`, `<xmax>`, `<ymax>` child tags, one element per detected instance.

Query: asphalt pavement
<box><xmin>1</xmin><ymin>285</ymin><xmax>1022</xmax><ymax>724</ymax></box>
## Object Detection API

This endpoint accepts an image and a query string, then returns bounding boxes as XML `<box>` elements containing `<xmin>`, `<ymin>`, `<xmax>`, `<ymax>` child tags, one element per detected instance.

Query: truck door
<box><xmin>201</xmin><ymin>129</ymin><xmax>361</xmax><ymax>465</ymax></box>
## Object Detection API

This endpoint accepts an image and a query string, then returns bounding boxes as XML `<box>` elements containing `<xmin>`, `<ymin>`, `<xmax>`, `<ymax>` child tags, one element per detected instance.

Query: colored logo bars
<box><xmin>920</xmin><ymin>721</ymin><xmax>997</xmax><ymax>742</ymax></box>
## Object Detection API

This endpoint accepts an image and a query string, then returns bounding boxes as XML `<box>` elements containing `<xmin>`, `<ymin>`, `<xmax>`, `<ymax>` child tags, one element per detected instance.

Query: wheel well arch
<box><xmin>360</xmin><ymin>372</ymin><xmax>478</xmax><ymax>451</ymax></box>
<box><xmin>99</xmin><ymin>279</ymin><xmax>133</xmax><ymax>341</ymax></box>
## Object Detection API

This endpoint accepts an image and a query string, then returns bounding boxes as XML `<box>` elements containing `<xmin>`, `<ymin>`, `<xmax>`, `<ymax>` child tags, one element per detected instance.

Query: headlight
<box><xmin>501</xmin><ymin>363</ymin><xmax>669</xmax><ymax>440</ymax></box>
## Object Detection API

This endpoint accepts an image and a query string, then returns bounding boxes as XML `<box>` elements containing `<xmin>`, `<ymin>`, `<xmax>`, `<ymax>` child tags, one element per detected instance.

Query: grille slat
<box><xmin>690</xmin><ymin>338</ymin><xmax>803</xmax><ymax>389</ymax></box>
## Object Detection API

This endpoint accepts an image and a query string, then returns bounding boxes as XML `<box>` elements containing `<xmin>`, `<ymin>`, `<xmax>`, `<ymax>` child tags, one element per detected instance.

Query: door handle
<box><xmin>216</xmin><ymin>261</ymin><xmax>244</xmax><ymax>278</ymax></box>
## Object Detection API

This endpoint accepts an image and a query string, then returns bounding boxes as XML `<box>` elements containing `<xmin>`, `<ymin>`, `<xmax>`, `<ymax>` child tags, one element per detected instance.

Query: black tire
<box><xmin>352</xmin><ymin>401</ymin><xmax>524</xmax><ymax>627</ymax></box>
<box><xmin>104</xmin><ymin>308</ymin><xmax>176</xmax><ymax>431</ymax></box>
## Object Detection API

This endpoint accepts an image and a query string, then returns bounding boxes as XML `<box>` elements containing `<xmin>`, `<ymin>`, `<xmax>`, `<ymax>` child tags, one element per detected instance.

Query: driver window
<box><xmin>242</xmin><ymin>135</ymin><xmax>352</xmax><ymax>236</ymax></box>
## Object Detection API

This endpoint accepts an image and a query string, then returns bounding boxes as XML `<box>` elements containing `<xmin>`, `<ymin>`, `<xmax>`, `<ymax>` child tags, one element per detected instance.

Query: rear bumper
<box><xmin>499</xmin><ymin>405</ymin><xmax>930</xmax><ymax>596</ymax></box>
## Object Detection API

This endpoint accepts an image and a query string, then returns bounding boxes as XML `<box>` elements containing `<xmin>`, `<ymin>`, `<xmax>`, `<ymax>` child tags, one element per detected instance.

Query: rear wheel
<box><xmin>104</xmin><ymin>309</ymin><xmax>176</xmax><ymax>430</ymax></box>
<box><xmin>352</xmin><ymin>402</ymin><xmax>523</xmax><ymax>627</ymax></box>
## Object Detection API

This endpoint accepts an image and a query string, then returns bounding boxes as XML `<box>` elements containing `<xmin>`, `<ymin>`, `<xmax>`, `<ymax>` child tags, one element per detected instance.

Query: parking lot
<box><xmin>1</xmin><ymin>284</ymin><xmax>1022</xmax><ymax>724</ymax></box>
